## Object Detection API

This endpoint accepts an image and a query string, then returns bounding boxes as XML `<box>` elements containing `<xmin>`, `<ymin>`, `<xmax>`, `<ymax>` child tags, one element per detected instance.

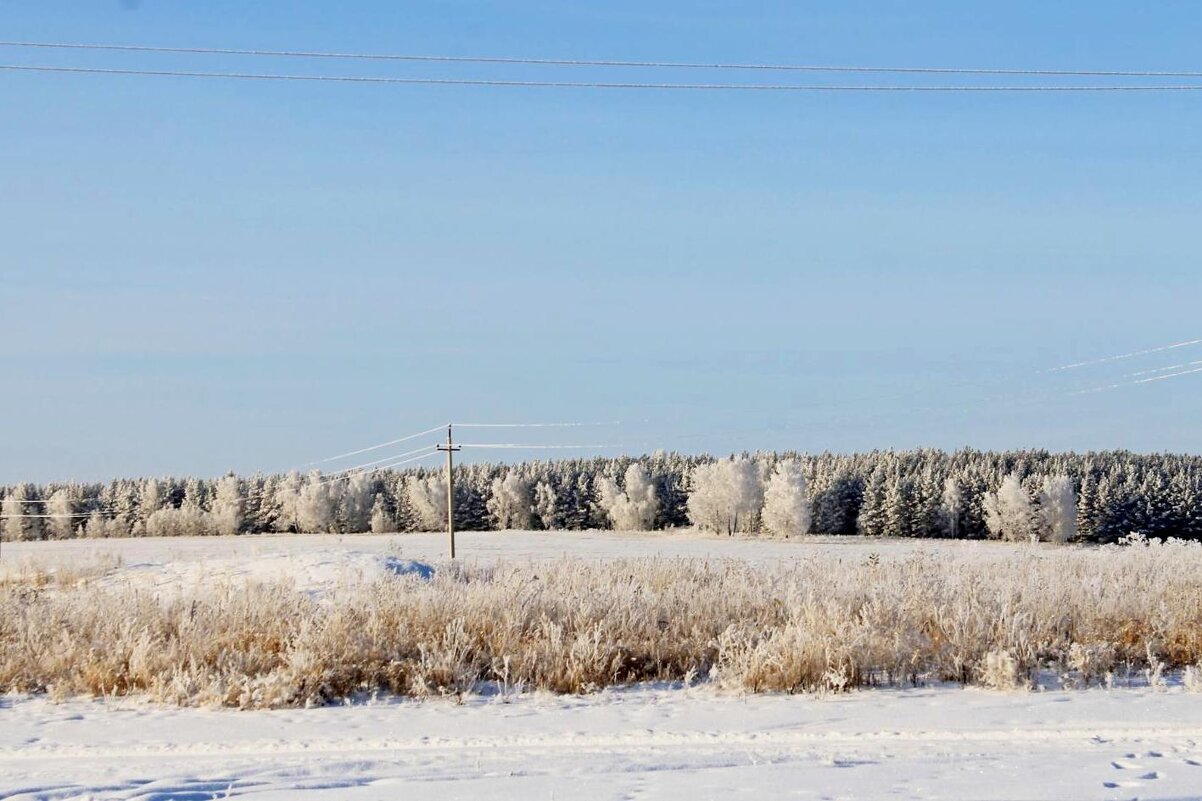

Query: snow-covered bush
<box><xmin>979</xmin><ymin>650</ymin><xmax>1022</xmax><ymax>690</ymax></box>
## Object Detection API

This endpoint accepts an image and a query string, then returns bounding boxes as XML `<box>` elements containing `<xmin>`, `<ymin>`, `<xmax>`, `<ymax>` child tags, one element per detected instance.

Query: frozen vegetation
<box><xmin>3</xmin><ymin>532</ymin><xmax>1201</xmax><ymax>708</ymax></box>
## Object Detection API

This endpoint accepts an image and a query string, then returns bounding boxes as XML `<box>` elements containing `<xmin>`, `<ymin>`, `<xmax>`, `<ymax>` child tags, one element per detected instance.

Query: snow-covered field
<box><xmin>3</xmin><ymin>532</ymin><xmax>1202</xmax><ymax>800</ymax></box>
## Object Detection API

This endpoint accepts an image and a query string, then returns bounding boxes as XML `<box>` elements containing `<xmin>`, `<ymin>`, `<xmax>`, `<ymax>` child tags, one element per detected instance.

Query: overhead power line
<box><xmin>5</xmin><ymin>64</ymin><xmax>1202</xmax><ymax>91</ymax></box>
<box><xmin>458</xmin><ymin>443</ymin><xmax>629</xmax><ymax>449</ymax></box>
<box><xmin>1072</xmin><ymin>365</ymin><xmax>1202</xmax><ymax>395</ymax></box>
<box><xmin>453</xmin><ymin>421</ymin><xmax>622</xmax><ymax>428</ymax></box>
<box><xmin>304</xmin><ymin>424</ymin><xmax>445</xmax><ymax>465</ymax></box>
<box><xmin>313</xmin><ymin>448</ymin><xmax>442</xmax><ymax>484</ymax></box>
<box><xmin>316</xmin><ymin>444</ymin><xmax>440</xmax><ymax>478</ymax></box>
<box><xmin>1046</xmin><ymin>337</ymin><xmax>1202</xmax><ymax>372</ymax></box>
<box><xmin>1128</xmin><ymin>359</ymin><xmax>1202</xmax><ymax>378</ymax></box>
<box><xmin>3</xmin><ymin>41</ymin><xmax>1202</xmax><ymax>78</ymax></box>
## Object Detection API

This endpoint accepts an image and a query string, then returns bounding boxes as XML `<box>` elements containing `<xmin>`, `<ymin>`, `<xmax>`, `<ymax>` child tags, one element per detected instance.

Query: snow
<box><xmin>0</xmin><ymin>529</ymin><xmax>1044</xmax><ymax>577</ymax></box>
<box><xmin>3</xmin><ymin>532</ymin><xmax>1201</xmax><ymax>800</ymax></box>
<box><xmin>4</xmin><ymin>685</ymin><xmax>1202</xmax><ymax>800</ymax></box>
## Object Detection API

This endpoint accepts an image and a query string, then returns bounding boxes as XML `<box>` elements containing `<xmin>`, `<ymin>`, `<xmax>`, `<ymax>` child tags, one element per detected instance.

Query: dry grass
<box><xmin>2</xmin><ymin>539</ymin><xmax>1201</xmax><ymax>708</ymax></box>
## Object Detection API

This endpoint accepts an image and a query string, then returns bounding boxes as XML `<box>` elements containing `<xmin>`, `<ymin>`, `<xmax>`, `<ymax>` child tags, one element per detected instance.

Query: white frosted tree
<box><xmin>140</xmin><ymin>479</ymin><xmax>165</xmax><ymax>519</ymax></box>
<box><xmin>1038</xmin><ymin>475</ymin><xmax>1077</xmax><ymax>544</ymax></box>
<box><xmin>940</xmin><ymin>476</ymin><xmax>963</xmax><ymax>539</ymax></box>
<box><xmin>296</xmin><ymin>472</ymin><xmax>334</xmax><ymax>533</ymax></box>
<box><xmin>487</xmin><ymin>471</ymin><xmax>534</xmax><ymax>530</ymax></box>
<box><xmin>45</xmin><ymin>487</ymin><xmax>78</xmax><ymax>539</ymax></box>
<box><xmin>3</xmin><ymin>484</ymin><xmax>41</xmax><ymax>542</ymax></box>
<box><xmin>983</xmin><ymin>473</ymin><xmax>1036</xmax><ymax>542</ymax></box>
<box><xmin>597</xmin><ymin>464</ymin><xmax>659</xmax><ymax>531</ymax></box>
<box><xmin>370</xmin><ymin>492</ymin><xmax>394</xmax><ymax>534</ymax></box>
<box><xmin>272</xmin><ymin>471</ymin><xmax>303</xmax><ymax>533</ymax></box>
<box><xmin>761</xmin><ymin>459</ymin><xmax>810</xmax><ymax>537</ymax></box>
<box><xmin>336</xmin><ymin>472</ymin><xmax>373</xmax><ymax>533</ymax></box>
<box><xmin>83</xmin><ymin>509</ymin><xmax>108</xmax><ymax>539</ymax></box>
<box><xmin>687</xmin><ymin>457</ymin><xmax>763</xmax><ymax>535</ymax></box>
<box><xmin>533</xmin><ymin>480</ymin><xmax>561</xmax><ymax>530</ymax></box>
<box><xmin>406</xmin><ymin>474</ymin><xmax>448</xmax><ymax>531</ymax></box>
<box><xmin>209</xmin><ymin>474</ymin><xmax>243</xmax><ymax>536</ymax></box>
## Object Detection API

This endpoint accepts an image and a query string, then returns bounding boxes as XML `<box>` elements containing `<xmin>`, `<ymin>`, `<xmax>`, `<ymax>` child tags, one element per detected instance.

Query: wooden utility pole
<box><xmin>436</xmin><ymin>424</ymin><xmax>461</xmax><ymax>559</ymax></box>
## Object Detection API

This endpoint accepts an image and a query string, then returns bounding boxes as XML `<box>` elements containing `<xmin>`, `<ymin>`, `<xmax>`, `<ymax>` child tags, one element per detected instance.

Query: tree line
<box><xmin>2</xmin><ymin>448</ymin><xmax>1200</xmax><ymax>543</ymax></box>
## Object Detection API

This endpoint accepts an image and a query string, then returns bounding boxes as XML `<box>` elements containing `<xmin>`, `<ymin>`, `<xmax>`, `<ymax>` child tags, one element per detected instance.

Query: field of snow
<box><xmin>3</xmin><ymin>531</ymin><xmax>1202</xmax><ymax>800</ymax></box>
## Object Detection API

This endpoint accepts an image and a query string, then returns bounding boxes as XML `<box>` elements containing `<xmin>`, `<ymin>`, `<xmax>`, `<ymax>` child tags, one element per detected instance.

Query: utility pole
<box><xmin>436</xmin><ymin>424</ymin><xmax>461</xmax><ymax>559</ymax></box>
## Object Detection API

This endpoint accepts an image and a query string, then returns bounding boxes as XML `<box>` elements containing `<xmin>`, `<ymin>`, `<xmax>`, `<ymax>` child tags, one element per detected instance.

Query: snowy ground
<box><xmin>0</xmin><ymin>528</ymin><xmax>1050</xmax><ymax>574</ymax></box>
<box><xmin>3</xmin><ymin>532</ymin><xmax>1201</xmax><ymax>800</ymax></box>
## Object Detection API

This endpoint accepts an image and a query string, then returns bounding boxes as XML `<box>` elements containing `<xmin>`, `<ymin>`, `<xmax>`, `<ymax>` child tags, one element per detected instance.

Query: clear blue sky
<box><xmin>3</xmin><ymin>1</ymin><xmax>1202</xmax><ymax>483</ymax></box>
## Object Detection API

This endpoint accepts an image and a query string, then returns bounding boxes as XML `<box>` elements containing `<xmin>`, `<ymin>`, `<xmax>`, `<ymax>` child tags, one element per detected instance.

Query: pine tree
<box><xmin>884</xmin><ymin>475</ymin><xmax>915</xmax><ymax>538</ymax></box>
<box><xmin>857</xmin><ymin>468</ymin><xmax>888</xmax><ymax>537</ymax></box>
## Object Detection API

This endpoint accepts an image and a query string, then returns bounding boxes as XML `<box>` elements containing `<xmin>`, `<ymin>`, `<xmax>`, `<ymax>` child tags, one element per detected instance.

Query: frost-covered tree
<box><xmin>983</xmin><ymin>474</ymin><xmax>1037</xmax><ymax>542</ymax></box>
<box><xmin>1038</xmin><ymin>475</ymin><xmax>1077</xmax><ymax>544</ymax></box>
<box><xmin>335</xmin><ymin>473</ymin><xmax>373</xmax><ymax>533</ymax></box>
<box><xmin>83</xmin><ymin>509</ymin><xmax>108</xmax><ymax>539</ymax></box>
<box><xmin>940</xmin><ymin>476</ymin><xmax>963</xmax><ymax>539</ymax></box>
<box><xmin>857</xmin><ymin>468</ymin><xmax>888</xmax><ymax>537</ymax></box>
<box><xmin>533</xmin><ymin>480</ymin><xmax>562</xmax><ymax>530</ymax></box>
<box><xmin>687</xmin><ymin>457</ymin><xmax>763</xmax><ymax>535</ymax></box>
<box><xmin>370</xmin><ymin>492</ymin><xmax>394</xmax><ymax>534</ymax></box>
<box><xmin>762</xmin><ymin>459</ymin><xmax>810</xmax><ymax>537</ymax></box>
<box><xmin>406</xmin><ymin>474</ymin><xmax>448</xmax><ymax>531</ymax></box>
<box><xmin>209</xmin><ymin>474</ymin><xmax>244</xmax><ymax>536</ymax></box>
<box><xmin>45</xmin><ymin>487</ymin><xmax>78</xmax><ymax>539</ymax></box>
<box><xmin>2</xmin><ymin>484</ymin><xmax>41</xmax><ymax>542</ymax></box>
<box><xmin>487</xmin><ymin>471</ymin><xmax>534</xmax><ymax>530</ymax></box>
<box><xmin>597</xmin><ymin>464</ymin><xmax>659</xmax><ymax>531</ymax></box>
<box><xmin>140</xmin><ymin>479</ymin><xmax>165</xmax><ymax>520</ymax></box>
<box><xmin>811</xmin><ymin>469</ymin><xmax>863</xmax><ymax>535</ymax></box>
<box><xmin>272</xmin><ymin>472</ymin><xmax>303</xmax><ymax>533</ymax></box>
<box><xmin>296</xmin><ymin>473</ymin><xmax>333</xmax><ymax>533</ymax></box>
<box><xmin>884</xmin><ymin>476</ymin><xmax>916</xmax><ymax>538</ymax></box>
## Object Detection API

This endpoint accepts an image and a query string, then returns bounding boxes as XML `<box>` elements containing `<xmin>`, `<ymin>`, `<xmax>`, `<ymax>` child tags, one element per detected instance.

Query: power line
<box><xmin>1071</xmin><ymin>365</ymin><xmax>1202</xmax><ymax>396</ymax></box>
<box><xmin>303</xmin><ymin>424</ymin><xmax>445</xmax><ymax>465</ymax></box>
<box><xmin>315</xmin><ymin>448</ymin><xmax>443</xmax><ymax>483</ymax></box>
<box><xmin>316</xmin><ymin>444</ymin><xmax>441</xmax><ymax>478</ymax></box>
<box><xmin>5</xmin><ymin>64</ymin><xmax>1202</xmax><ymax>91</ymax></box>
<box><xmin>453</xmin><ymin>421</ymin><xmax>622</xmax><ymax>428</ymax></box>
<box><xmin>3</xmin><ymin>41</ymin><xmax>1202</xmax><ymax>78</ymax></box>
<box><xmin>312</xmin><ymin>447</ymin><xmax>441</xmax><ymax>484</ymax></box>
<box><xmin>1046</xmin><ymin>337</ymin><xmax>1202</xmax><ymax>372</ymax></box>
<box><xmin>1128</xmin><ymin>359</ymin><xmax>1202</xmax><ymax>378</ymax></box>
<box><xmin>458</xmin><ymin>443</ymin><xmax>630</xmax><ymax>449</ymax></box>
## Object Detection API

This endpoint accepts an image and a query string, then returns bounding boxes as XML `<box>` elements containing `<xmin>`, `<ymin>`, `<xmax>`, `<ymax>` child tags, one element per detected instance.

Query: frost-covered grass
<box><xmin>2</xmin><ymin>536</ymin><xmax>1201</xmax><ymax>708</ymax></box>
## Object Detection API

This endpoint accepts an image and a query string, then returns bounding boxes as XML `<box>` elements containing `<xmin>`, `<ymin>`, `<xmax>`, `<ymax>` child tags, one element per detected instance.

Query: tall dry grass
<box><xmin>2</xmin><ymin>538</ymin><xmax>1202</xmax><ymax>708</ymax></box>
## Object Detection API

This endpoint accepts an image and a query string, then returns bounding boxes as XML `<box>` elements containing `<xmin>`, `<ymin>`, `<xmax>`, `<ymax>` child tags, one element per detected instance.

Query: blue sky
<box><xmin>3</xmin><ymin>1</ymin><xmax>1202</xmax><ymax>483</ymax></box>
